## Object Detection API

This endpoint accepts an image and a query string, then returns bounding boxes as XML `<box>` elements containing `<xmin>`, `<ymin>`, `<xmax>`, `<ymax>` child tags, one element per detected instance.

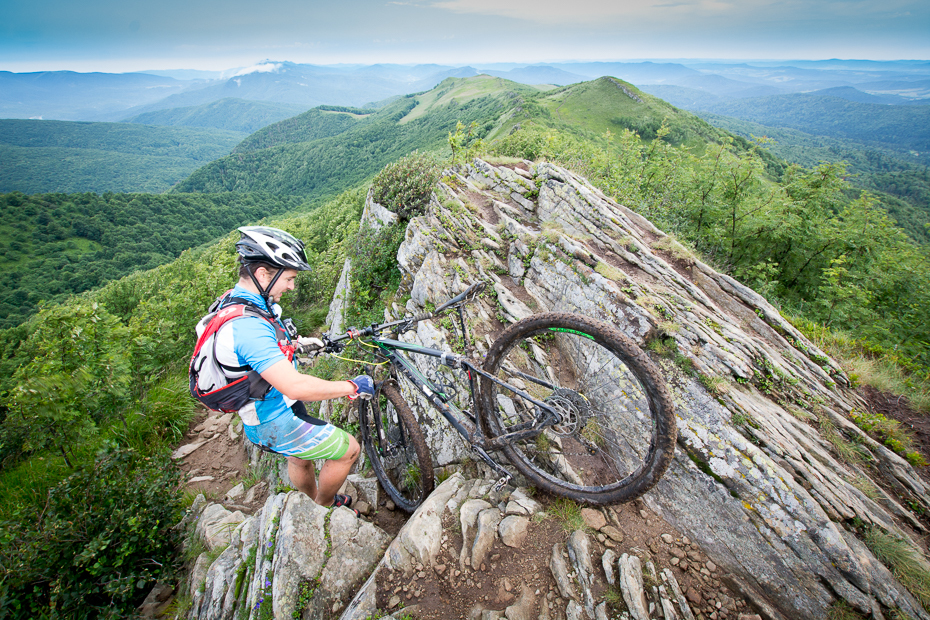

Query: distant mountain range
<box><xmin>2</xmin><ymin>59</ymin><xmax>927</xmax><ymax>129</ymax></box>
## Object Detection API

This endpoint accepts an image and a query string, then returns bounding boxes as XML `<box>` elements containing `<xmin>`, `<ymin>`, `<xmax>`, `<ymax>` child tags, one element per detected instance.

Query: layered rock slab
<box><xmin>375</xmin><ymin>158</ymin><xmax>930</xmax><ymax>619</ymax></box>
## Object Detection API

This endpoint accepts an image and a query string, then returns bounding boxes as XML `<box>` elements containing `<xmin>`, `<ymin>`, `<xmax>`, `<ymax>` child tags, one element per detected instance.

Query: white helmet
<box><xmin>236</xmin><ymin>226</ymin><xmax>311</xmax><ymax>272</ymax></box>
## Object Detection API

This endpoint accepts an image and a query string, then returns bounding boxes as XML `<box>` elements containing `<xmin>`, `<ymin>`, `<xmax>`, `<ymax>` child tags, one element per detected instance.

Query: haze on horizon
<box><xmin>1</xmin><ymin>0</ymin><xmax>928</xmax><ymax>73</ymax></box>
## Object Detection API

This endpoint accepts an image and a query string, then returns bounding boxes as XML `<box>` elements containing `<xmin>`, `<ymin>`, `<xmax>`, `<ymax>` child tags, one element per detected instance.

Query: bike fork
<box><xmin>470</xmin><ymin>445</ymin><xmax>514</xmax><ymax>492</ymax></box>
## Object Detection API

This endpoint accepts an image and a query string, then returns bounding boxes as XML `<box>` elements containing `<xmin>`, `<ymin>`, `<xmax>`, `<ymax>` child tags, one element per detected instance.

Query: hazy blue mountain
<box><xmin>119</xmin><ymin>62</ymin><xmax>478</xmax><ymax>119</ymax></box>
<box><xmin>123</xmin><ymin>98</ymin><xmax>308</xmax><ymax>133</ymax></box>
<box><xmin>0</xmin><ymin>119</ymin><xmax>243</xmax><ymax>193</ymax></box>
<box><xmin>552</xmin><ymin>61</ymin><xmax>701</xmax><ymax>82</ymax></box>
<box><xmin>806</xmin><ymin>87</ymin><xmax>914</xmax><ymax>105</ymax></box>
<box><xmin>139</xmin><ymin>69</ymin><xmax>227</xmax><ymax>80</ymax></box>
<box><xmin>638</xmin><ymin>85</ymin><xmax>727</xmax><ymax>110</ymax></box>
<box><xmin>0</xmin><ymin>71</ymin><xmax>198</xmax><ymax>121</ymax></box>
<box><xmin>478</xmin><ymin>65</ymin><xmax>586</xmax><ymax>86</ymax></box>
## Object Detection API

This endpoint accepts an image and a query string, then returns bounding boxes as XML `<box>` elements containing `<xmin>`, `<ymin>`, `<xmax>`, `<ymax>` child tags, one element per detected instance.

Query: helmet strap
<box><xmin>244</xmin><ymin>264</ymin><xmax>283</xmax><ymax>315</ymax></box>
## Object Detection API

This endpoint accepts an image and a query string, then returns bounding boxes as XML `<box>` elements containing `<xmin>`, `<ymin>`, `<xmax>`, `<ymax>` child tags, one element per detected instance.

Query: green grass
<box><xmin>864</xmin><ymin>527</ymin><xmax>930</xmax><ymax>610</ymax></box>
<box><xmin>546</xmin><ymin>497</ymin><xmax>588</xmax><ymax>533</ymax></box>
<box><xmin>0</xmin><ymin>451</ymin><xmax>75</xmax><ymax>519</ymax></box>
<box><xmin>402</xmin><ymin>76</ymin><xmax>547</xmax><ymax>125</ymax></box>
<box><xmin>790</xmin><ymin>315</ymin><xmax>930</xmax><ymax>413</ymax></box>
<box><xmin>536</xmin><ymin>77</ymin><xmax>725</xmax><ymax>151</ymax></box>
<box><xmin>827</xmin><ymin>601</ymin><xmax>869</xmax><ymax>620</ymax></box>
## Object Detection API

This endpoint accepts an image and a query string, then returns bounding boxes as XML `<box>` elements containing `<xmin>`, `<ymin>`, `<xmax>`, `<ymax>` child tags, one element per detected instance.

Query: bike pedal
<box><xmin>493</xmin><ymin>475</ymin><xmax>512</xmax><ymax>492</ymax></box>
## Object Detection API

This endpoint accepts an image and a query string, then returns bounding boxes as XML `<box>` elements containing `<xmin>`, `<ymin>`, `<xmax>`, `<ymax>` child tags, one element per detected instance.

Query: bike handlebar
<box><xmin>320</xmin><ymin>281</ymin><xmax>486</xmax><ymax>349</ymax></box>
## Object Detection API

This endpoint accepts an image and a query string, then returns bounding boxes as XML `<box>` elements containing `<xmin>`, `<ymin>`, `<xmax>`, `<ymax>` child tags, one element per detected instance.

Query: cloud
<box><xmin>425</xmin><ymin>0</ymin><xmax>742</xmax><ymax>24</ymax></box>
<box><xmin>232</xmin><ymin>62</ymin><xmax>282</xmax><ymax>77</ymax></box>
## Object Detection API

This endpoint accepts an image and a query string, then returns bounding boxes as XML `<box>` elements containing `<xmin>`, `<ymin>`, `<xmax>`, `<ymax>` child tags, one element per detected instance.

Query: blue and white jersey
<box><xmin>213</xmin><ymin>286</ymin><xmax>295</xmax><ymax>434</ymax></box>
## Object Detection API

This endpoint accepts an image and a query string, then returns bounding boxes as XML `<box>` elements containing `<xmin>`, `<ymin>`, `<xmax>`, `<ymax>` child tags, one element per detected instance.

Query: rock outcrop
<box><xmin>185</xmin><ymin>158</ymin><xmax>930</xmax><ymax>620</ymax></box>
<box><xmin>349</xmin><ymin>158</ymin><xmax>929</xmax><ymax>619</ymax></box>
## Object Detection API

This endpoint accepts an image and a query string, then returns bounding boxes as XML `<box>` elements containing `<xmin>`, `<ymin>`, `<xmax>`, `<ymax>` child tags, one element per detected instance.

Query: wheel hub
<box><xmin>545</xmin><ymin>388</ymin><xmax>590</xmax><ymax>436</ymax></box>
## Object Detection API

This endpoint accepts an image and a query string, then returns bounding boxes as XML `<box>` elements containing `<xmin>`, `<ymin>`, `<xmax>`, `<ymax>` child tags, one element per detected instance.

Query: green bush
<box><xmin>0</xmin><ymin>447</ymin><xmax>184</xmax><ymax>619</ymax></box>
<box><xmin>346</xmin><ymin>221</ymin><xmax>406</xmax><ymax>329</ymax></box>
<box><xmin>369</xmin><ymin>152</ymin><xmax>440</xmax><ymax>221</ymax></box>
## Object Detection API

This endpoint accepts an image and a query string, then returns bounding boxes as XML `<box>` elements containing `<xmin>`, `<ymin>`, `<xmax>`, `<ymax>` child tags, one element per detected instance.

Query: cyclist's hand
<box><xmin>347</xmin><ymin>375</ymin><xmax>375</xmax><ymax>401</ymax></box>
<box><xmin>297</xmin><ymin>336</ymin><xmax>324</xmax><ymax>353</ymax></box>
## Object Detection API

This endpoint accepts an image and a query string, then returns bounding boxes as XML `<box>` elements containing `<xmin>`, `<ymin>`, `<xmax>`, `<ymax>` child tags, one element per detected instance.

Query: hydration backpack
<box><xmin>189</xmin><ymin>292</ymin><xmax>296</xmax><ymax>413</ymax></box>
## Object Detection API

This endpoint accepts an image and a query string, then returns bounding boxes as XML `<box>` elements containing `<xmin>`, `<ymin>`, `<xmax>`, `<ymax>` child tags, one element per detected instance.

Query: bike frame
<box><xmin>368</xmin><ymin>333</ymin><xmax>563</xmax><ymax>483</ymax></box>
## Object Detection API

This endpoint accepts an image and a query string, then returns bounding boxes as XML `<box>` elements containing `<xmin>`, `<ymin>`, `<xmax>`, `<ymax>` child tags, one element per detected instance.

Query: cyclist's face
<box><xmin>265</xmin><ymin>268</ymin><xmax>298</xmax><ymax>302</ymax></box>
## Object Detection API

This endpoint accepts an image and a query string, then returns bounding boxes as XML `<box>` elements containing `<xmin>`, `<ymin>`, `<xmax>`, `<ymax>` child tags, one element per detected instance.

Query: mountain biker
<box><xmin>218</xmin><ymin>226</ymin><xmax>373</xmax><ymax>511</ymax></box>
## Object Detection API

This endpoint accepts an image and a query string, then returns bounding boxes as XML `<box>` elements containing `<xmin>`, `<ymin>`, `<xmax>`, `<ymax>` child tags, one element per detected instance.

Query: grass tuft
<box><xmin>826</xmin><ymin>601</ymin><xmax>869</xmax><ymax>620</ymax></box>
<box><xmin>864</xmin><ymin>527</ymin><xmax>930</xmax><ymax>609</ymax></box>
<box><xmin>547</xmin><ymin>497</ymin><xmax>587</xmax><ymax>533</ymax></box>
<box><xmin>594</xmin><ymin>260</ymin><xmax>627</xmax><ymax>282</ymax></box>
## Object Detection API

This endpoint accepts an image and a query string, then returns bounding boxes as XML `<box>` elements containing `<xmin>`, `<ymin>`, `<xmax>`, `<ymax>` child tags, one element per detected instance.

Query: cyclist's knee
<box><xmin>344</xmin><ymin>435</ymin><xmax>360</xmax><ymax>462</ymax></box>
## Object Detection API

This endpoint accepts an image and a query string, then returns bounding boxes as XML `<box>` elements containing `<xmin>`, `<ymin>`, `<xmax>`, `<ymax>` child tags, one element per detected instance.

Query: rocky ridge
<box><xmin>174</xmin><ymin>158</ymin><xmax>930</xmax><ymax>620</ymax></box>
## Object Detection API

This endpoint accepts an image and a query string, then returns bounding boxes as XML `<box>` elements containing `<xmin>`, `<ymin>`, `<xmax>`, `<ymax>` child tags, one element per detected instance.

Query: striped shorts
<box><xmin>246</xmin><ymin>401</ymin><xmax>351</xmax><ymax>461</ymax></box>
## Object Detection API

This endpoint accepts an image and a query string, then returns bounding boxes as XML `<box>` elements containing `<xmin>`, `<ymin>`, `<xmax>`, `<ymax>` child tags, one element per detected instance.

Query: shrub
<box><xmin>346</xmin><ymin>221</ymin><xmax>407</xmax><ymax>329</ymax></box>
<box><xmin>0</xmin><ymin>447</ymin><xmax>184</xmax><ymax>619</ymax></box>
<box><xmin>370</xmin><ymin>152</ymin><xmax>441</xmax><ymax>221</ymax></box>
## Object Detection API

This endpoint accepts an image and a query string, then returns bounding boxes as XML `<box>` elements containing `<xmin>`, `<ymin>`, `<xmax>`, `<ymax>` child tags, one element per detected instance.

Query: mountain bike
<box><xmin>304</xmin><ymin>282</ymin><xmax>677</xmax><ymax>513</ymax></box>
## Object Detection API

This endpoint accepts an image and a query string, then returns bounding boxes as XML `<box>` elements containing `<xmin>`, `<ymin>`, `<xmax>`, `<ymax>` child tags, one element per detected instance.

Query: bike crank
<box><xmin>471</xmin><ymin>445</ymin><xmax>514</xmax><ymax>491</ymax></box>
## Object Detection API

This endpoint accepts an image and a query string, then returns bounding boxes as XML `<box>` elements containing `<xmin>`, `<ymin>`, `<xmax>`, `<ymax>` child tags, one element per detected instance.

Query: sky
<box><xmin>1</xmin><ymin>0</ymin><xmax>928</xmax><ymax>73</ymax></box>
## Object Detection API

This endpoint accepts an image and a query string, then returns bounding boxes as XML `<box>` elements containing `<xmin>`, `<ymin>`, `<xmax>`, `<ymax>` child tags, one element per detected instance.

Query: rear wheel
<box><xmin>478</xmin><ymin>313</ymin><xmax>676</xmax><ymax>505</ymax></box>
<box><xmin>359</xmin><ymin>381</ymin><xmax>434</xmax><ymax>513</ymax></box>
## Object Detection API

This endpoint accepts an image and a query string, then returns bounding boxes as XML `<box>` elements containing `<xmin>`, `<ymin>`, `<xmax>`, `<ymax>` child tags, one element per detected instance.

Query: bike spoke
<box><xmin>480</xmin><ymin>313</ymin><xmax>676</xmax><ymax>504</ymax></box>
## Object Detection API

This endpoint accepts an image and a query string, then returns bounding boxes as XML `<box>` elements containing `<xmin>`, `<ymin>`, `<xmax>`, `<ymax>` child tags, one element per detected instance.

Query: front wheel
<box><xmin>359</xmin><ymin>381</ymin><xmax>434</xmax><ymax>513</ymax></box>
<box><xmin>478</xmin><ymin>313</ymin><xmax>676</xmax><ymax>505</ymax></box>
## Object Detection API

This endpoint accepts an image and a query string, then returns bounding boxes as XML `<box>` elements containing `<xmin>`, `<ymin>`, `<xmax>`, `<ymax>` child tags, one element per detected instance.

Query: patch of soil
<box><xmin>860</xmin><ymin>385</ymin><xmax>930</xmax><ymax>485</ymax></box>
<box><xmin>376</xmin><ymin>500</ymin><xmax>565</xmax><ymax>620</ymax></box>
<box><xmin>653</xmin><ymin>249</ymin><xmax>696</xmax><ymax>283</ymax></box>
<box><xmin>465</xmin><ymin>190</ymin><xmax>498</xmax><ymax>226</ymax></box>
<box><xmin>374</xmin><ymin>490</ymin><xmax>753</xmax><ymax>620</ymax></box>
<box><xmin>498</xmin><ymin>277</ymin><xmax>536</xmax><ymax>308</ymax></box>
<box><xmin>596</xmin><ymin>244</ymin><xmax>653</xmax><ymax>284</ymax></box>
<box><xmin>499</xmin><ymin>162</ymin><xmax>530</xmax><ymax>174</ymax></box>
<box><xmin>372</xmin><ymin>498</ymin><xmax>410</xmax><ymax>539</ymax></box>
<box><xmin>178</xmin><ymin>409</ymin><xmax>263</xmax><ymax>508</ymax></box>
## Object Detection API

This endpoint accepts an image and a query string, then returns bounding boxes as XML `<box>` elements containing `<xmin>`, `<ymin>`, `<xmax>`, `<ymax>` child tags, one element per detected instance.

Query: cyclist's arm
<box><xmin>259</xmin><ymin>359</ymin><xmax>356</xmax><ymax>402</ymax></box>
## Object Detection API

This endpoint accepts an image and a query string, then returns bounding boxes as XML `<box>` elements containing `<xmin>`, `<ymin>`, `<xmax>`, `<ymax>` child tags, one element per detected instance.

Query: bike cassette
<box><xmin>543</xmin><ymin>388</ymin><xmax>591</xmax><ymax>436</ymax></box>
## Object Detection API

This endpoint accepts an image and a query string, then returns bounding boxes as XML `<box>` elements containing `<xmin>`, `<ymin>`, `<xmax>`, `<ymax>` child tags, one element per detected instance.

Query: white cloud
<box><xmin>426</xmin><ymin>0</ymin><xmax>739</xmax><ymax>24</ymax></box>
<box><xmin>232</xmin><ymin>62</ymin><xmax>281</xmax><ymax>77</ymax></box>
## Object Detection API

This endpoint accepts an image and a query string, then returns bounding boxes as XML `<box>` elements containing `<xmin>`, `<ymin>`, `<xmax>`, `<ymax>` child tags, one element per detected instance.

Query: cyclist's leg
<box><xmin>315</xmin><ymin>435</ymin><xmax>360</xmax><ymax>506</ymax></box>
<box><xmin>286</xmin><ymin>455</ymin><xmax>317</xmax><ymax>499</ymax></box>
<box><xmin>284</xmin><ymin>402</ymin><xmax>359</xmax><ymax>506</ymax></box>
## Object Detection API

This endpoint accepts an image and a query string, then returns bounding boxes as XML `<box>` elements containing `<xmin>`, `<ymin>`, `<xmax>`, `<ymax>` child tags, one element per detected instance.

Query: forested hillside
<box><xmin>173</xmin><ymin>76</ymin><xmax>544</xmax><ymax>197</ymax></box>
<box><xmin>123</xmin><ymin>97</ymin><xmax>308</xmax><ymax>134</ymax></box>
<box><xmin>232</xmin><ymin>106</ymin><xmax>368</xmax><ymax>153</ymax></box>
<box><xmin>0</xmin><ymin>192</ymin><xmax>302</xmax><ymax>328</ymax></box>
<box><xmin>699</xmin><ymin>112</ymin><xmax>930</xmax><ymax>244</ymax></box>
<box><xmin>0</xmin><ymin>120</ymin><xmax>245</xmax><ymax>194</ymax></box>
<box><xmin>693</xmin><ymin>93</ymin><xmax>930</xmax><ymax>163</ymax></box>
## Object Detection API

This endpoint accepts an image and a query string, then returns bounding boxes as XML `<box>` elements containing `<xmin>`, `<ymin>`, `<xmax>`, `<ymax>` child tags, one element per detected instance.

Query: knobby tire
<box><xmin>478</xmin><ymin>312</ymin><xmax>677</xmax><ymax>505</ymax></box>
<box><xmin>359</xmin><ymin>381</ymin><xmax>434</xmax><ymax>513</ymax></box>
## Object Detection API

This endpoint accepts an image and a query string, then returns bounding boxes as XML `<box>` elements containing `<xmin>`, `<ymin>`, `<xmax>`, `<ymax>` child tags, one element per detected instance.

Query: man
<box><xmin>215</xmin><ymin>225</ymin><xmax>373</xmax><ymax>512</ymax></box>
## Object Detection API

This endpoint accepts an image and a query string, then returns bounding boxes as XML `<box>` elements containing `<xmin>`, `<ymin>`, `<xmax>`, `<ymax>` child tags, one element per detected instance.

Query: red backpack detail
<box><xmin>189</xmin><ymin>293</ymin><xmax>294</xmax><ymax>413</ymax></box>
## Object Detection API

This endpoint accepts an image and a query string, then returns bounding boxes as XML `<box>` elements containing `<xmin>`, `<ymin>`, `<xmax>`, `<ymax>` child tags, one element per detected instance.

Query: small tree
<box><xmin>9</xmin><ymin>302</ymin><xmax>131</xmax><ymax>465</ymax></box>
